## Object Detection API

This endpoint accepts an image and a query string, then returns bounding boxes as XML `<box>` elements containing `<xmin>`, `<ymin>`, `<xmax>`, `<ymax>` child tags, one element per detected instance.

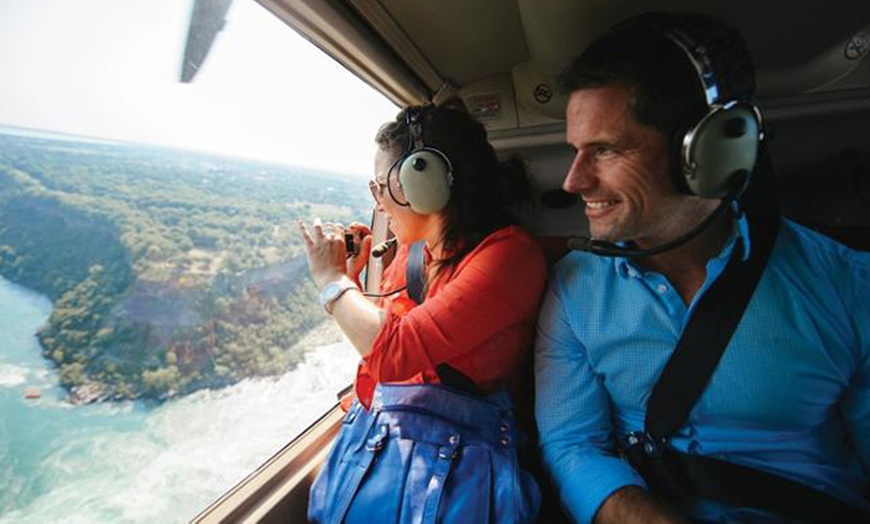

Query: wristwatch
<box><xmin>319</xmin><ymin>279</ymin><xmax>358</xmax><ymax>314</ymax></box>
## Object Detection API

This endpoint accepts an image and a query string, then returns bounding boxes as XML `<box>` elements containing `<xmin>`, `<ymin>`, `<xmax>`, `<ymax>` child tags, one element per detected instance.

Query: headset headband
<box><xmin>386</xmin><ymin>104</ymin><xmax>454</xmax><ymax>214</ymax></box>
<box><xmin>650</xmin><ymin>17</ymin><xmax>764</xmax><ymax>198</ymax></box>
<box><xmin>660</xmin><ymin>27</ymin><xmax>720</xmax><ymax>106</ymax></box>
<box><xmin>406</xmin><ymin>105</ymin><xmax>428</xmax><ymax>152</ymax></box>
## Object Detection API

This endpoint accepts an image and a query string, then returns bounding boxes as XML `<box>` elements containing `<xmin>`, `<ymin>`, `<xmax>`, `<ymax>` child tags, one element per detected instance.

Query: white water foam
<box><xmin>0</xmin><ymin>324</ymin><xmax>359</xmax><ymax>524</ymax></box>
<box><xmin>0</xmin><ymin>365</ymin><xmax>29</xmax><ymax>388</ymax></box>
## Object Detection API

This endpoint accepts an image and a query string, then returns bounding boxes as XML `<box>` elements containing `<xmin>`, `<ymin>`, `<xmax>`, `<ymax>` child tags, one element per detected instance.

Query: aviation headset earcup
<box><xmin>677</xmin><ymin>103</ymin><xmax>760</xmax><ymax>198</ymax></box>
<box><xmin>397</xmin><ymin>149</ymin><xmax>453</xmax><ymax>214</ymax></box>
<box><xmin>651</xmin><ymin>17</ymin><xmax>763</xmax><ymax>199</ymax></box>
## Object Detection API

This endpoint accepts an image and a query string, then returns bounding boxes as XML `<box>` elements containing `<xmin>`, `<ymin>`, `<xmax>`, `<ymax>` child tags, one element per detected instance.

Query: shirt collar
<box><xmin>612</xmin><ymin>207</ymin><xmax>752</xmax><ymax>278</ymax></box>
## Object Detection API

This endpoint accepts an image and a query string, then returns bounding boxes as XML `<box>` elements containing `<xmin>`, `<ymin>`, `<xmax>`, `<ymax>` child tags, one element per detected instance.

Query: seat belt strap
<box><xmin>672</xmin><ymin>450</ymin><xmax>869</xmax><ymax>522</ymax></box>
<box><xmin>406</xmin><ymin>240</ymin><xmax>426</xmax><ymax>305</ymax></box>
<box><xmin>404</xmin><ymin>240</ymin><xmax>481</xmax><ymax>396</ymax></box>
<box><xmin>644</xmin><ymin>209</ymin><xmax>778</xmax><ymax>438</ymax></box>
<box><xmin>629</xmin><ymin>157</ymin><xmax>870</xmax><ymax>519</ymax></box>
<box><xmin>625</xmin><ymin>442</ymin><xmax>870</xmax><ymax>522</ymax></box>
<box><xmin>644</xmin><ymin>158</ymin><xmax>780</xmax><ymax>439</ymax></box>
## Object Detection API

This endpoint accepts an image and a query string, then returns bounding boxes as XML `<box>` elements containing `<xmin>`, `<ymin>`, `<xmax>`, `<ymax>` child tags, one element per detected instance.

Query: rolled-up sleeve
<box><xmin>366</xmin><ymin>229</ymin><xmax>546</xmax><ymax>387</ymax></box>
<box><xmin>534</xmin><ymin>279</ymin><xmax>646</xmax><ymax>524</ymax></box>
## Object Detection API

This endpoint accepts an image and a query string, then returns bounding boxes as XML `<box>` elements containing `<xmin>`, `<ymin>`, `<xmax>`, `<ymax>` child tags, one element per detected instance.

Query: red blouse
<box><xmin>353</xmin><ymin>225</ymin><xmax>547</xmax><ymax>408</ymax></box>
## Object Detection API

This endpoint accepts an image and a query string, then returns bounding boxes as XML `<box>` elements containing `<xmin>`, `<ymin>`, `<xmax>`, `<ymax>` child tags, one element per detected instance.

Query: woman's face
<box><xmin>372</xmin><ymin>148</ymin><xmax>432</xmax><ymax>244</ymax></box>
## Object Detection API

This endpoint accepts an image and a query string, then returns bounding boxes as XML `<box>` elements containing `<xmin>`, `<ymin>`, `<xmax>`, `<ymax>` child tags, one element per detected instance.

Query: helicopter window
<box><xmin>0</xmin><ymin>0</ymin><xmax>396</xmax><ymax>521</ymax></box>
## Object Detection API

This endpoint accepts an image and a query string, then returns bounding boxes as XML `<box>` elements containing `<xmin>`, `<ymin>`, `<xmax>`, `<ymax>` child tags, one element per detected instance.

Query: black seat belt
<box><xmin>405</xmin><ymin>240</ymin><xmax>482</xmax><ymax>396</ymax></box>
<box><xmin>625</xmin><ymin>175</ymin><xmax>870</xmax><ymax>521</ymax></box>
<box><xmin>406</xmin><ymin>240</ymin><xmax>426</xmax><ymax>305</ymax></box>
<box><xmin>643</xmin><ymin>229</ymin><xmax>772</xmax><ymax>441</ymax></box>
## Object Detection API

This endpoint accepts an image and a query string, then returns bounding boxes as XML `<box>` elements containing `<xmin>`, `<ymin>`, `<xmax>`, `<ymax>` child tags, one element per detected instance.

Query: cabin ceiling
<box><xmin>380</xmin><ymin>0</ymin><xmax>870</xmax><ymax>85</ymax></box>
<box><xmin>365</xmin><ymin>0</ymin><xmax>870</xmax><ymax>91</ymax></box>
<box><xmin>259</xmin><ymin>0</ymin><xmax>870</xmax><ymax>133</ymax></box>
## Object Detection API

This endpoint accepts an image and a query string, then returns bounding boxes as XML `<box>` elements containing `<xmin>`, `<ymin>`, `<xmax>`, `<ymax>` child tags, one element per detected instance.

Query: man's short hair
<box><xmin>558</xmin><ymin>12</ymin><xmax>756</xmax><ymax>141</ymax></box>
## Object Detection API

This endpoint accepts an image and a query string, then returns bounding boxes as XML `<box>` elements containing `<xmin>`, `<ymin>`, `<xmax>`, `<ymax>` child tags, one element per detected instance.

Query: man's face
<box><xmin>562</xmin><ymin>84</ymin><xmax>695</xmax><ymax>248</ymax></box>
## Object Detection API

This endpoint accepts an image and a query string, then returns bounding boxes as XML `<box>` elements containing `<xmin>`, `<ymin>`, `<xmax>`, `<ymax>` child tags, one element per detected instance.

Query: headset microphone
<box><xmin>371</xmin><ymin>237</ymin><xmax>398</xmax><ymax>258</ymax></box>
<box><xmin>568</xmin><ymin>188</ymin><xmax>739</xmax><ymax>258</ymax></box>
<box><xmin>363</xmin><ymin>238</ymin><xmax>405</xmax><ymax>298</ymax></box>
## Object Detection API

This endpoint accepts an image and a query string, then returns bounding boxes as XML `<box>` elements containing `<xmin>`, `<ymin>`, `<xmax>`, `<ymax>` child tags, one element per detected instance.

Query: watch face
<box><xmin>320</xmin><ymin>282</ymin><xmax>342</xmax><ymax>307</ymax></box>
<box><xmin>320</xmin><ymin>280</ymin><xmax>356</xmax><ymax>313</ymax></box>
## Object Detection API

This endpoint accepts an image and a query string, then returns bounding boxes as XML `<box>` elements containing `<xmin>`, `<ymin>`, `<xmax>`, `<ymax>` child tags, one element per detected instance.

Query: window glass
<box><xmin>0</xmin><ymin>0</ymin><xmax>396</xmax><ymax>521</ymax></box>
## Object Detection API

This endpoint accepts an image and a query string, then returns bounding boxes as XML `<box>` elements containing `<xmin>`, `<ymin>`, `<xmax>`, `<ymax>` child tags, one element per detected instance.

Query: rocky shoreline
<box><xmin>65</xmin><ymin>319</ymin><xmax>346</xmax><ymax>405</ymax></box>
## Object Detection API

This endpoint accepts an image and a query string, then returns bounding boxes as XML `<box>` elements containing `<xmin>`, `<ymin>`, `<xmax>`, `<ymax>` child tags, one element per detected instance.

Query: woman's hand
<box><xmin>296</xmin><ymin>218</ymin><xmax>384</xmax><ymax>357</ymax></box>
<box><xmin>345</xmin><ymin>222</ymin><xmax>372</xmax><ymax>286</ymax></box>
<box><xmin>296</xmin><ymin>218</ymin><xmax>351</xmax><ymax>290</ymax></box>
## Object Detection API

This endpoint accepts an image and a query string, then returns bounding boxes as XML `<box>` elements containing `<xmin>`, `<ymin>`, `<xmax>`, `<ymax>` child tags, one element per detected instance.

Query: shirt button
<box><xmin>656</xmin><ymin>284</ymin><xmax>668</xmax><ymax>294</ymax></box>
<box><xmin>627</xmin><ymin>268</ymin><xmax>638</xmax><ymax>277</ymax></box>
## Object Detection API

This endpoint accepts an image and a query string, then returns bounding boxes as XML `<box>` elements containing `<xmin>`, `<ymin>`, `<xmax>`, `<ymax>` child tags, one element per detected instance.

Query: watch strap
<box><xmin>320</xmin><ymin>279</ymin><xmax>358</xmax><ymax>314</ymax></box>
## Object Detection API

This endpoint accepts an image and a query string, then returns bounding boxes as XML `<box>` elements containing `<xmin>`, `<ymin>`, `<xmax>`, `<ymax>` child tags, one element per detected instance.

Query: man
<box><xmin>534</xmin><ymin>12</ymin><xmax>870</xmax><ymax>524</ymax></box>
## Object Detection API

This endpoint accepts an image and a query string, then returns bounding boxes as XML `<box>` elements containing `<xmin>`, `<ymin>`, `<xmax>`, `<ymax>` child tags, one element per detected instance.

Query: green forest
<box><xmin>0</xmin><ymin>128</ymin><xmax>370</xmax><ymax>402</ymax></box>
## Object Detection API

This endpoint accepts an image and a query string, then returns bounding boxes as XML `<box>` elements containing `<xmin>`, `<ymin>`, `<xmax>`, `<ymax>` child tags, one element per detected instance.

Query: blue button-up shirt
<box><xmin>534</xmin><ymin>218</ymin><xmax>870</xmax><ymax>523</ymax></box>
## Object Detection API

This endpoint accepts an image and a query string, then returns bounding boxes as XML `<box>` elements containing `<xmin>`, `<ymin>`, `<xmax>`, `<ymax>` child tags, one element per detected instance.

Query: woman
<box><xmin>297</xmin><ymin>101</ymin><xmax>546</xmax><ymax>524</ymax></box>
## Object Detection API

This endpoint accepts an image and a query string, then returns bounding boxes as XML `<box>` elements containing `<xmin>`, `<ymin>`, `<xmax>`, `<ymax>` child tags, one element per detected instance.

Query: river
<box><xmin>0</xmin><ymin>276</ymin><xmax>359</xmax><ymax>523</ymax></box>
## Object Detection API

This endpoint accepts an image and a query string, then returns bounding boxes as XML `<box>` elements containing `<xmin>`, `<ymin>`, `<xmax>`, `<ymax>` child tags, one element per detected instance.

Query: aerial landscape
<box><xmin>0</xmin><ymin>126</ymin><xmax>370</xmax><ymax>404</ymax></box>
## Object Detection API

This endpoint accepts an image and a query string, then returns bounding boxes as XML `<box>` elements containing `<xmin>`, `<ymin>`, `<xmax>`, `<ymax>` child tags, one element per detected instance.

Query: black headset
<box><xmin>660</xmin><ymin>22</ymin><xmax>763</xmax><ymax>199</ymax></box>
<box><xmin>570</xmin><ymin>16</ymin><xmax>763</xmax><ymax>258</ymax></box>
<box><xmin>387</xmin><ymin>106</ymin><xmax>454</xmax><ymax>214</ymax></box>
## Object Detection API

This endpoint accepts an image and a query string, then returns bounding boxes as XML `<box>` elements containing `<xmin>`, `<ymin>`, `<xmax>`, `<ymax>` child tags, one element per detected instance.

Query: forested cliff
<box><xmin>0</xmin><ymin>129</ymin><xmax>368</xmax><ymax>402</ymax></box>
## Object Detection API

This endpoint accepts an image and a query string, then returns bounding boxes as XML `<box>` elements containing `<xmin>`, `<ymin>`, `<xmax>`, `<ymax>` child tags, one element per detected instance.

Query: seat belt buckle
<box><xmin>626</xmin><ymin>431</ymin><xmax>666</xmax><ymax>458</ymax></box>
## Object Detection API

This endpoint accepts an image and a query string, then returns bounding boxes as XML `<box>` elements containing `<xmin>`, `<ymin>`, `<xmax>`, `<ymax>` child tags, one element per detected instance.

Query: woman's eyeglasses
<box><xmin>369</xmin><ymin>179</ymin><xmax>386</xmax><ymax>200</ymax></box>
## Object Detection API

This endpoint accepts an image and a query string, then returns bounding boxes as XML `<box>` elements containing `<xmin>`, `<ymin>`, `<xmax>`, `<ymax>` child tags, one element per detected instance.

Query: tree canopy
<box><xmin>0</xmin><ymin>130</ymin><xmax>371</xmax><ymax>402</ymax></box>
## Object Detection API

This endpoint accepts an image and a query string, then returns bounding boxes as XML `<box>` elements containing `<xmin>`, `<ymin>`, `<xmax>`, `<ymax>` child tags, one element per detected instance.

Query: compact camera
<box><xmin>344</xmin><ymin>233</ymin><xmax>360</xmax><ymax>258</ymax></box>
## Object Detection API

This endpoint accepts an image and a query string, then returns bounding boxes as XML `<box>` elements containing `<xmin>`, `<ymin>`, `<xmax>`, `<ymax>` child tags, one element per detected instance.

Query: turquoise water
<box><xmin>0</xmin><ymin>276</ymin><xmax>357</xmax><ymax>523</ymax></box>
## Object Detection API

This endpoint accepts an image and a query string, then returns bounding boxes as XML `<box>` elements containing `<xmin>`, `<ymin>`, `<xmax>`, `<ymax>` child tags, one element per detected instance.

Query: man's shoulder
<box><xmin>772</xmin><ymin>220</ymin><xmax>870</xmax><ymax>296</ymax></box>
<box><xmin>550</xmin><ymin>249</ymin><xmax>613</xmax><ymax>283</ymax></box>
<box><xmin>778</xmin><ymin>219</ymin><xmax>870</xmax><ymax>267</ymax></box>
